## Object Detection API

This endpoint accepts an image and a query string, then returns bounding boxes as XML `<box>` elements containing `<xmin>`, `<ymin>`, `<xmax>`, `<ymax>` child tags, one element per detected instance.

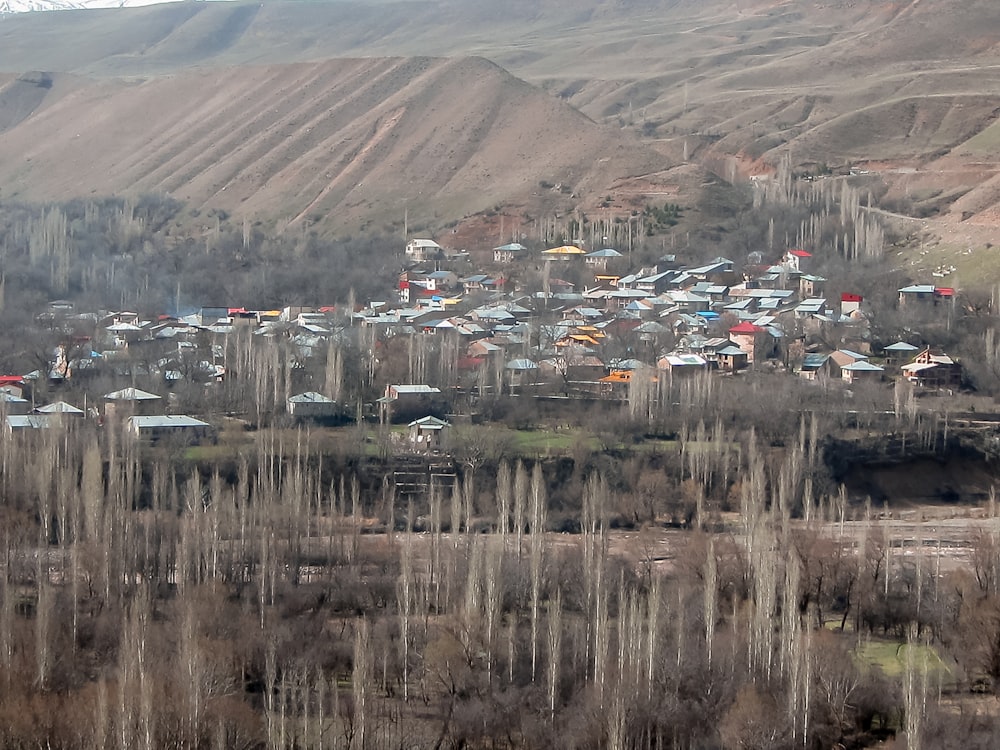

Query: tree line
<box><xmin>0</xmin><ymin>414</ymin><xmax>995</xmax><ymax>748</ymax></box>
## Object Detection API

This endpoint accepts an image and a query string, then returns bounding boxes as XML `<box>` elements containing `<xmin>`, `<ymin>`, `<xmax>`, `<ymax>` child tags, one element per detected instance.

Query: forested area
<box><xmin>0</xmin><ymin>412</ymin><xmax>999</xmax><ymax>749</ymax></box>
<box><xmin>0</xmin><ymin>195</ymin><xmax>396</xmax><ymax>315</ymax></box>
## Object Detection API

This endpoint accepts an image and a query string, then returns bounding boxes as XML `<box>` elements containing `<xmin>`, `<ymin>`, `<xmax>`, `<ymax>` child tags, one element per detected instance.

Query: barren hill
<box><xmin>0</xmin><ymin>0</ymin><xmax>998</xmax><ymax>260</ymax></box>
<box><xmin>0</xmin><ymin>56</ymin><xmax>672</xmax><ymax>234</ymax></box>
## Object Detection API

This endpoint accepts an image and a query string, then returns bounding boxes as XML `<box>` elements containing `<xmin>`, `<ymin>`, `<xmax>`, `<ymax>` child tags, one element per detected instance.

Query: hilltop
<box><xmin>0</xmin><ymin>0</ymin><xmax>997</xmax><ymax>276</ymax></box>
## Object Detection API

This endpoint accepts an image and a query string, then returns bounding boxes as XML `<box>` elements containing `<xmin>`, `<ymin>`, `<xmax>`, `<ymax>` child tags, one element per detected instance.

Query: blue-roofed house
<box><xmin>799</xmin><ymin>353</ymin><xmax>831</xmax><ymax>380</ymax></box>
<box><xmin>494</xmin><ymin>243</ymin><xmax>528</xmax><ymax>263</ymax></box>
<box><xmin>584</xmin><ymin>248</ymin><xmax>624</xmax><ymax>271</ymax></box>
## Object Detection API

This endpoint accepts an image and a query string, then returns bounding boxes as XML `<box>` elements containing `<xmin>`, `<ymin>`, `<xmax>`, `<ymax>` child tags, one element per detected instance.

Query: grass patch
<box><xmin>855</xmin><ymin>639</ymin><xmax>950</xmax><ymax>679</ymax></box>
<box><xmin>505</xmin><ymin>426</ymin><xmax>602</xmax><ymax>454</ymax></box>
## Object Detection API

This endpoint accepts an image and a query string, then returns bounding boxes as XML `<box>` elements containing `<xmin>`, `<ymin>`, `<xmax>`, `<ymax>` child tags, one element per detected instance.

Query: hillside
<box><xmin>0</xmin><ymin>0</ymin><xmax>997</xmax><ymax>266</ymax></box>
<box><xmin>0</xmin><ymin>56</ymin><xmax>674</xmax><ymax>234</ymax></box>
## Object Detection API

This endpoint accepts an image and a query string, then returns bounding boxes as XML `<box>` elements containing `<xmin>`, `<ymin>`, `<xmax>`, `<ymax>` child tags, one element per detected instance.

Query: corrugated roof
<box><xmin>128</xmin><ymin>416</ymin><xmax>210</xmax><ymax>429</ymax></box>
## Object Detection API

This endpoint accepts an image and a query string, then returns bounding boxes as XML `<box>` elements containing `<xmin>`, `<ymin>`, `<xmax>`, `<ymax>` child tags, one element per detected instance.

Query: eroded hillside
<box><xmin>0</xmin><ymin>0</ymin><xmax>997</xmax><ymax>264</ymax></box>
<box><xmin>0</xmin><ymin>56</ymin><xmax>674</xmax><ymax>234</ymax></box>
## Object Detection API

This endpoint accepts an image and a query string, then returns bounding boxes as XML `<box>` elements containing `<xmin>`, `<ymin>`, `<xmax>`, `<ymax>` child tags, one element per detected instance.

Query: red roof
<box><xmin>841</xmin><ymin>293</ymin><xmax>863</xmax><ymax>303</ymax></box>
<box><xmin>934</xmin><ymin>287</ymin><xmax>955</xmax><ymax>297</ymax></box>
<box><xmin>729</xmin><ymin>322</ymin><xmax>765</xmax><ymax>334</ymax></box>
<box><xmin>457</xmin><ymin>357</ymin><xmax>484</xmax><ymax>371</ymax></box>
<box><xmin>0</xmin><ymin>376</ymin><xmax>24</xmax><ymax>385</ymax></box>
<box><xmin>228</xmin><ymin>307</ymin><xmax>248</xmax><ymax>315</ymax></box>
<box><xmin>319</xmin><ymin>306</ymin><xmax>336</xmax><ymax>313</ymax></box>
<box><xmin>789</xmin><ymin>249</ymin><xmax>812</xmax><ymax>257</ymax></box>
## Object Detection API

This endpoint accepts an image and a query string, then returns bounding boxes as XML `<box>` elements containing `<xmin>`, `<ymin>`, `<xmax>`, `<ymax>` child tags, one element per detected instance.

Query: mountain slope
<box><xmin>0</xmin><ymin>0</ymin><xmax>998</xmax><ymax>247</ymax></box>
<box><xmin>0</xmin><ymin>56</ymin><xmax>672</xmax><ymax>233</ymax></box>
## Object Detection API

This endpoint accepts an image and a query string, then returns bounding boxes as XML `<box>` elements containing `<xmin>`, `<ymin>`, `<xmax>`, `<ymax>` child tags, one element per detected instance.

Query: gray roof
<box><xmin>288</xmin><ymin>392</ymin><xmax>334</xmax><ymax>404</ymax></box>
<box><xmin>506</xmin><ymin>358</ymin><xmax>539</xmax><ymax>370</ymax></box>
<box><xmin>105</xmin><ymin>387</ymin><xmax>161</xmax><ymax>401</ymax></box>
<box><xmin>35</xmin><ymin>401</ymin><xmax>84</xmax><ymax>414</ymax></box>
<box><xmin>409</xmin><ymin>416</ymin><xmax>450</xmax><ymax>429</ymax></box>
<box><xmin>842</xmin><ymin>361</ymin><xmax>884</xmax><ymax>372</ymax></box>
<box><xmin>391</xmin><ymin>385</ymin><xmax>442</xmax><ymax>394</ymax></box>
<box><xmin>717</xmin><ymin>346</ymin><xmax>747</xmax><ymax>357</ymax></box>
<box><xmin>801</xmin><ymin>353</ymin><xmax>831</xmax><ymax>369</ymax></box>
<box><xmin>128</xmin><ymin>415</ymin><xmax>211</xmax><ymax>429</ymax></box>
<box><xmin>7</xmin><ymin>415</ymin><xmax>52</xmax><ymax>429</ymax></box>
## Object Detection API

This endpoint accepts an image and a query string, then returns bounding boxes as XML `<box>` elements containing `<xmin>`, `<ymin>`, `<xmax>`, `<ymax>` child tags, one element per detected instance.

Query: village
<box><xmin>0</xmin><ymin>234</ymin><xmax>968</xmax><ymax>449</ymax></box>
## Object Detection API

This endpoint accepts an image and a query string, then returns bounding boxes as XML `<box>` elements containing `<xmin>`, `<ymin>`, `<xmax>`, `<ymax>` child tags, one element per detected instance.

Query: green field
<box><xmin>855</xmin><ymin>639</ymin><xmax>951</xmax><ymax>679</ymax></box>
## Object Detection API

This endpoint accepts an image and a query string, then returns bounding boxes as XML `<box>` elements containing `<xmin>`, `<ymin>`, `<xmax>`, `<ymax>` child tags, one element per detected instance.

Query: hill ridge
<box><xmin>0</xmin><ymin>55</ymin><xmax>671</xmax><ymax>234</ymax></box>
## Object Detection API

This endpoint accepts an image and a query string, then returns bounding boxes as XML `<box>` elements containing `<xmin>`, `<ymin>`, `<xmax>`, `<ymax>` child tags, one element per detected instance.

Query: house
<box><xmin>657</xmin><ymin>353</ymin><xmax>709</xmax><ymax>376</ymax></box>
<box><xmin>399</xmin><ymin>270</ymin><xmax>458</xmax><ymax>304</ymax></box>
<box><xmin>824</xmin><ymin>349</ymin><xmax>870</xmax><ymax>378</ymax></box>
<box><xmin>687</xmin><ymin>257</ymin><xmax>738</xmax><ymax>285</ymax></box>
<box><xmin>0</xmin><ymin>392</ymin><xmax>31</xmax><ymax>415</ymax></box>
<box><xmin>841</xmin><ymin>293</ymin><xmax>863</xmax><ymax>317</ymax></box>
<box><xmin>405</xmin><ymin>239</ymin><xmax>443</xmax><ymax>262</ymax></box>
<box><xmin>635</xmin><ymin>271</ymin><xmax>675</xmax><ymax>296</ymax></box>
<box><xmin>104</xmin><ymin>387</ymin><xmax>163</xmax><ymax>418</ymax></box>
<box><xmin>288</xmin><ymin>392</ymin><xmax>340</xmax><ymax>420</ymax></box>
<box><xmin>900</xmin><ymin>349</ymin><xmax>962</xmax><ymax>389</ymax></box>
<box><xmin>799</xmin><ymin>353</ymin><xmax>831</xmax><ymax>380</ymax></box>
<box><xmin>898</xmin><ymin>285</ymin><xmax>955</xmax><ymax>307</ymax></box>
<box><xmin>505</xmin><ymin>358</ymin><xmax>540</xmax><ymax>390</ymax></box>
<box><xmin>799</xmin><ymin>274</ymin><xmax>826</xmax><ymax>298</ymax></box>
<box><xmin>493</xmin><ymin>243</ymin><xmax>528</xmax><ymax>263</ymax></box>
<box><xmin>794</xmin><ymin>298</ymin><xmax>827</xmax><ymax>319</ymax></box>
<box><xmin>127</xmin><ymin>415</ymin><xmax>213</xmax><ymax>443</ymax></box>
<box><xmin>408</xmin><ymin>416</ymin><xmax>450</xmax><ymax>452</ymax></box>
<box><xmin>716</xmin><ymin>346</ymin><xmax>749</xmax><ymax>373</ymax></box>
<box><xmin>35</xmin><ymin>401</ymin><xmax>85</xmax><ymax>417</ymax></box>
<box><xmin>460</xmin><ymin>274</ymin><xmax>495</xmax><ymax>294</ymax></box>
<box><xmin>542</xmin><ymin>245</ymin><xmax>585</xmax><ymax>261</ymax></box>
<box><xmin>782</xmin><ymin>249</ymin><xmax>811</xmax><ymax>272</ymax></box>
<box><xmin>882</xmin><ymin>341</ymin><xmax>920</xmax><ymax>370</ymax></box>
<box><xmin>665</xmin><ymin>290</ymin><xmax>710</xmax><ymax>314</ymax></box>
<box><xmin>416</xmin><ymin>270</ymin><xmax>460</xmax><ymax>293</ymax></box>
<box><xmin>6</xmin><ymin>415</ymin><xmax>53</xmax><ymax>432</ymax></box>
<box><xmin>728</xmin><ymin>322</ymin><xmax>770</xmax><ymax>365</ymax></box>
<box><xmin>599</xmin><ymin>369</ymin><xmax>634</xmax><ymax>397</ymax></box>
<box><xmin>0</xmin><ymin>376</ymin><xmax>26</xmax><ymax>399</ymax></box>
<box><xmin>841</xmin><ymin>360</ymin><xmax>884</xmax><ymax>384</ymax></box>
<box><xmin>584</xmin><ymin>248</ymin><xmax>624</xmax><ymax>270</ymax></box>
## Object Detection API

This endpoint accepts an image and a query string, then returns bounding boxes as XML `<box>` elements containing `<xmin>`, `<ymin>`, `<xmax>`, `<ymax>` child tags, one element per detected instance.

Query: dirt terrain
<box><xmin>0</xmin><ymin>56</ymin><xmax>672</xmax><ymax>234</ymax></box>
<box><xmin>0</xmin><ymin>0</ymin><xmax>997</xmax><ymax>257</ymax></box>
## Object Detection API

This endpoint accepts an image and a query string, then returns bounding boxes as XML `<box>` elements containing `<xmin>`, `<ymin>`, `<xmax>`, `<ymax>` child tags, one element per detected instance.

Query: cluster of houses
<box><xmin>0</xmin><ymin>379</ymin><xmax>213</xmax><ymax>441</ymax></box>
<box><xmin>1</xmin><ymin>238</ymin><xmax>964</xmax><ymax>446</ymax></box>
<box><xmin>371</xmin><ymin>241</ymin><xmax>963</xmax><ymax>396</ymax></box>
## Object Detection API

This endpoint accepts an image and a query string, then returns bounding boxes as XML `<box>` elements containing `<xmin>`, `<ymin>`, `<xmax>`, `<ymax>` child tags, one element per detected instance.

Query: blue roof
<box><xmin>802</xmin><ymin>353</ymin><xmax>830</xmax><ymax>368</ymax></box>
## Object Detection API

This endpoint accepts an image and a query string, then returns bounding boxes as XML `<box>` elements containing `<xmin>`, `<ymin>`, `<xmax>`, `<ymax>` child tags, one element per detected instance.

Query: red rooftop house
<box><xmin>0</xmin><ymin>376</ymin><xmax>26</xmax><ymax>399</ymax></box>
<box><xmin>729</xmin><ymin>322</ymin><xmax>769</xmax><ymax>365</ymax></box>
<box><xmin>841</xmin><ymin>293</ymin><xmax>863</xmax><ymax>317</ymax></box>
<box><xmin>897</xmin><ymin>285</ymin><xmax>956</xmax><ymax>307</ymax></box>
<box><xmin>783</xmin><ymin>249</ymin><xmax>811</xmax><ymax>272</ymax></box>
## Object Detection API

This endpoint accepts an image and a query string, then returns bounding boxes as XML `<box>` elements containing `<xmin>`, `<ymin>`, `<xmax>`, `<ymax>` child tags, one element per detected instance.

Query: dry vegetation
<box><xmin>0</xmin><ymin>1</ymin><xmax>999</xmax><ymax>747</ymax></box>
<box><xmin>0</xmin><ymin>407</ymin><xmax>997</xmax><ymax>749</ymax></box>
